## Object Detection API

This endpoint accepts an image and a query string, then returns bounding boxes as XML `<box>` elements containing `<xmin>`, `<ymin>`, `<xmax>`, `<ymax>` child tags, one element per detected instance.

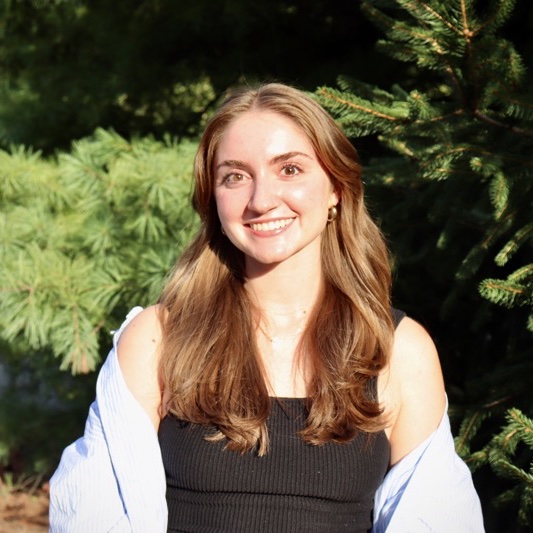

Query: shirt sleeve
<box><xmin>48</xmin><ymin>400</ymin><xmax>132</xmax><ymax>532</ymax></box>
<box><xmin>373</xmin><ymin>400</ymin><xmax>485</xmax><ymax>532</ymax></box>
<box><xmin>49</xmin><ymin>306</ymin><xmax>167</xmax><ymax>532</ymax></box>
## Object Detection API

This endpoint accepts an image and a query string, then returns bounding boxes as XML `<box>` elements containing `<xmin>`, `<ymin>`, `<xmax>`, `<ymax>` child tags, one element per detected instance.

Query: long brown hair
<box><xmin>159</xmin><ymin>83</ymin><xmax>393</xmax><ymax>455</ymax></box>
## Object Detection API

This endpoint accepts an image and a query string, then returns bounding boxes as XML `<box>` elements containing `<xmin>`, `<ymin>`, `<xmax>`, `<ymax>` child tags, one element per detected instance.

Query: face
<box><xmin>213</xmin><ymin>110</ymin><xmax>339</xmax><ymax>273</ymax></box>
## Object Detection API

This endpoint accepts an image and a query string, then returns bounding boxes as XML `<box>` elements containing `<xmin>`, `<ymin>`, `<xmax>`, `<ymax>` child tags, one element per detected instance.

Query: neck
<box><xmin>245</xmin><ymin>254</ymin><xmax>323</xmax><ymax>321</ymax></box>
<box><xmin>245</xmin><ymin>251</ymin><xmax>321</xmax><ymax>398</ymax></box>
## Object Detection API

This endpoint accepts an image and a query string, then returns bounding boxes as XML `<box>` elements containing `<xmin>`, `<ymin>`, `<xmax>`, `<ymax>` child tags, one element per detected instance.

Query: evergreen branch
<box><xmin>456</xmin><ymin>410</ymin><xmax>482</xmax><ymax>456</ymax></box>
<box><xmin>483</xmin><ymin>396</ymin><xmax>518</xmax><ymax>409</ymax></box>
<box><xmin>416</xmin><ymin>146</ymin><xmax>472</xmax><ymax>175</ymax></box>
<box><xmin>479</xmin><ymin>279</ymin><xmax>528</xmax><ymax>308</ymax></box>
<box><xmin>461</xmin><ymin>0</ymin><xmax>477</xmax><ymax>112</ymax></box>
<box><xmin>485</xmin><ymin>152</ymin><xmax>533</xmax><ymax>169</ymax></box>
<box><xmin>489</xmin><ymin>174</ymin><xmax>509</xmax><ymax>220</ymax></box>
<box><xmin>479</xmin><ymin>210</ymin><xmax>516</xmax><ymax>250</ymax></box>
<box><xmin>489</xmin><ymin>283</ymin><xmax>525</xmax><ymax>298</ymax></box>
<box><xmin>378</xmin><ymin>142</ymin><xmax>533</xmax><ymax>183</ymax></box>
<box><xmin>508</xmin><ymin>264</ymin><xmax>533</xmax><ymax>283</ymax></box>
<box><xmin>400</xmin><ymin>26</ymin><xmax>444</xmax><ymax>56</ymax></box>
<box><xmin>412</xmin><ymin>108</ymin><xmax>464</xmax><ymax>125</ymax></box>
<box><xmin>508</xmin><ymin>409</ymin><xmax>533</xmax><ymax>444</ymax></box>
<box><xmin>1</xmin><ymin>130</ymin><xmax>198</xmax><ymax>372</ymax></box>
<box><xmin>317</xmin><ymin>88</ymin><xmax>403</xmax><ymax>122</ymax></box>
<box><xmin>491</xmin><ymin>460</ymin><xmax>533</xmax><ymax>485</ymax></box>
<box><xmin>457</xmin><ymin>211</ymin><xmax>515</xmax><ymax>280</ymax></box>
<box><xmin>460</xmin><ymin>0</ymin><xmax>473</xmax><ymax>39</ymax></box>
<box><xmin>400</xmin><ymin>1</ymin><xmax>463</xmax><ymax>36</ymax></box>
<box><xmin>364</xmin><ymin>3</ymin><xmax>448</xmax><ymax>55</ymax></box>
<box><xmin>495</xmin><ymin>224</ymin><xmax>533</xmax><ymax>266</ymax></box>
<box><xmin>379</xmin><ymin>137</ymin><xmax>416</xmax><ymax>158</ymax></box>
<box><xmin>465</xmin><ymin>449</ymin><xmax>488</xmax><ymax>469</ymax></box>
<box><xmin>472</xmin><ymin>110</ymin><xmax>533</xmax><ymax>137</ymax></box>
<box><xmin>362</xmin><ymin>2</ymin><xmax>467</xmax><ymax>104</ymax></box>
<box><xmin>473</xmin><ymin>0</ymin><xmax>518</xmax><ymax>37</ymax></box>
<box><xmin>484</xmin><ymin>408</ymin><xmax>533</xmax><ymax>519</ymax></box>
<box><xmin>504</xmin><ymin>95</ymin><xmax>533</xmax><ymax>112</ymax></box>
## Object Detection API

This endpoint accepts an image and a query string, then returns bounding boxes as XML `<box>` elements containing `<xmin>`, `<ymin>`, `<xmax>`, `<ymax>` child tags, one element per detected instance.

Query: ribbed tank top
<box><xmin>159</xmin><ymin>309</ymin><xmax>405</xmax><ymax>532</ymax></box>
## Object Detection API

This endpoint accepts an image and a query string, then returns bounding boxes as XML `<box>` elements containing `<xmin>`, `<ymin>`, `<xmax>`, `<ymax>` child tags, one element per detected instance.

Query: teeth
<box><xmin>250</xmin><ymin>218</ymin><xmax>293</xmax><ymax>232</ymax></box>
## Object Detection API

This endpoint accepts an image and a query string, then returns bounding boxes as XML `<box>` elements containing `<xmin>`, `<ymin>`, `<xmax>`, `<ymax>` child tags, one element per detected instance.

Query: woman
<box><xmin>50</xmin><ymin>83</ymin><xmax>483</xmax><ymax>532</ymax></box>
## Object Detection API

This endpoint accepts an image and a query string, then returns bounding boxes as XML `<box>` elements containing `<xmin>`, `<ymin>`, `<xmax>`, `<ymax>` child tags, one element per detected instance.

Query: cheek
<box><xmin>286</xmin><ymin>184</ymin><xmax>330</xmax><ymax>215</ymax></box>
<box><xmin>215</xmin><ymin>191</ymin><xmax>245</xmax><ymax>222</ymax></box>
<box><xmin>214</xmin><ymin>193</ymin><xmax>229</xmax><ymax>221</ymax></box>
<box><xmin>286</xmin><ymin>179</ymin><xmax>324</xmax><ymax>201</ymax></box>
<box><xmin>289</xmin><ymin>187</ymin><xmax>305</xmax><ymax>201</ymax></box>
<box><xmin>292</xmin><ymin>181</ymin><xmax>333</xmax><ymax>206</ymax></box>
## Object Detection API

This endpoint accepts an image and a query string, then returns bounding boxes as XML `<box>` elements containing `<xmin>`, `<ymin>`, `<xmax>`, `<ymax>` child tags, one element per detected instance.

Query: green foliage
<box><xmin>0</xmin><ymin>128</ymin><xmax>198</xmax><ymax>373</ymax></box>
<box><xmin>0</xmin><ymin>338</ymin><xmax>97</xmax><ymax>477</ymax></box>
<box><xmin>0</xmin><ymin>0</ymin><xmax>218</xmax><ymax>149</ymax></box>
<box><xmin>317</xmin><ymin>0</ymin><xmax>532</xmax><ymax>525</ymax></box>
<box><xmin>483</xmin><ymin>409</ymin><xmax>533</xmax><ymax>526</ymax></box>
<box><xmin>0</xmin><ymin>0</ymin><xmax>388</xmax><ymax>152</ymax></box>
<box><xmin>0</xmin><ymin>127</ymin><xmax>198</xmax><ymax>477</ymax></box>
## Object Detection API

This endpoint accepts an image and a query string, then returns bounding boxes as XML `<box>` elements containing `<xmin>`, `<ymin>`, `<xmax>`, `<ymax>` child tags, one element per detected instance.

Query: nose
<box><xmin>247</xmin><ymin>177</ymin><xmax>279</xmax><ymax>213</ymax></box>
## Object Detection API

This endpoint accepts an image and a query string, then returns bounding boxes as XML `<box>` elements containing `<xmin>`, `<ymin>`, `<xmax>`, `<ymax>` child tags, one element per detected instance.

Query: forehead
<box><xmin>214</xmin><ymin>110</ymin><xmax>314</xmax><ymax>162</ymax></box>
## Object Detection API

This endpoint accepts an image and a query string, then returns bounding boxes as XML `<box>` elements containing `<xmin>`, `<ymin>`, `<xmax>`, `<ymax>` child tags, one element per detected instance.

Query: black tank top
<box><xmin>159</xmin><ymin>309</ymin><xmax>405</xmax><ymax>532</ymax></box>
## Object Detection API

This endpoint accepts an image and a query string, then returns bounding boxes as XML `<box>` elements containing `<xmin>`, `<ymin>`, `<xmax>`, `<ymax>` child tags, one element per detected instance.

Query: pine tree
<box><xmin>316</xmin><ymin>0</ymin><xmax>532</xmax><ymax>527</ymax></box>
<box><xmin>1</xmin><ymin>129</ymin><xmax>198</xmax><ymax>373</ymax></box>
<box><xmin>0</xmin><ymin>130</ymin><xmax>198</xmax><ymax>473</ymax></box>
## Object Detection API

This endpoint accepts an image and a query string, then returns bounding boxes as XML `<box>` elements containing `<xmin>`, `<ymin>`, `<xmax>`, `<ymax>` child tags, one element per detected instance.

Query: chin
<box><xmin>245</xmin><ymin>247</ymin><xmax>306</xmax><ymax>269</ymax></box>
<box><xmin>247</xmin><ymin>255</ymin><xmax>286</xmax><ymax>267</ymax></box>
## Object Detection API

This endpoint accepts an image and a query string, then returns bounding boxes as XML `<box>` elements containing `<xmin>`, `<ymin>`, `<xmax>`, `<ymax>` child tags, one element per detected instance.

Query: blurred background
<box><xmin>1</xmin><ymin>0</ymin><xmax>532</xmax><ymax>530</ymax></box>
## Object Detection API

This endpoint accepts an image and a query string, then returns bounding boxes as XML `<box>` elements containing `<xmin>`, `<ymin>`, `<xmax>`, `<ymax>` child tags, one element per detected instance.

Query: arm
<box><xmin>384</xmin><ymin>317</ymin><xmax>446</xmax><ymax>465</ymax></box>
<box><xmin>375</xmin><ymin>317</ymin><xmax>484</xmax><ymax>532</ymax></box>
<box><xmin>49</xmin><ymin>307</ymin><xmax>168</xmax><ymax>532</ymax></box>
<box><xmin>116</xmin><ymin>305</ymin><xmax>165</xmax><ymax>430</ymax></box>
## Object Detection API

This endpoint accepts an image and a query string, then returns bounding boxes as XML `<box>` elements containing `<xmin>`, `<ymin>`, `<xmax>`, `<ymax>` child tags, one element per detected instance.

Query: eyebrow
<box><xmin>269</xmin><ymin>151</ymin><xmax>313</xmax><ymax>165</ymax></box>
<box><xmin>216</xmin><ymin>159</ymin><xmax>251</xmax><ymax>171</ymax></box>
<box><xmin>215</xmin><ymin>151</ymin><xmax>313</xmax><ymax>171</ymax></box>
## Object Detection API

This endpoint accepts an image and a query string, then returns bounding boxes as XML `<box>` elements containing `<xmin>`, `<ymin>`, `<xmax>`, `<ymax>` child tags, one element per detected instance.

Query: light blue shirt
<box><xmin>49</xmin><ymin>307</ymin><xmax>484</xmax><ymax>532</ymax></box>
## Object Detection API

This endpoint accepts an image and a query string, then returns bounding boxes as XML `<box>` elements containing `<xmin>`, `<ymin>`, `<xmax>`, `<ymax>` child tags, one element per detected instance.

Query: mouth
<box><xmin>248</xmin><ymin>218</ymin><xmax>294</xmax><ymax>232</ymax></box>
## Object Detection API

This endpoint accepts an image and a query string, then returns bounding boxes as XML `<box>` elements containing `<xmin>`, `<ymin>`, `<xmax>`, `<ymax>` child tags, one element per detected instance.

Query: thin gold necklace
<box><xmin>257</xmin><ymin>321</ymin><xmax>306</xmax><ymax>344</ymax></box>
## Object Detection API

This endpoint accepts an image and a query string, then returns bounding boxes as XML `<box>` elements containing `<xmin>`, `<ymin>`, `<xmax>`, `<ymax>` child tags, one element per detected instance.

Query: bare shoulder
<box><xmin>116</xmin><ymin>305</ymin><xmax>166</xmax><ymax>429</ymax></box>
<box><xmin>117</xmin><ymin>305</ymin><xmax>165</xmax><ymax>353</ymax></box>
<box><xmin>382</xmin><ymin>316</ymin><xmax>446</xmax><ymax>465</ymax></box>
<box><xmin>390</xmin><ymin>317</ymin><xmax>443</xmax><ymax>382</ymax></box>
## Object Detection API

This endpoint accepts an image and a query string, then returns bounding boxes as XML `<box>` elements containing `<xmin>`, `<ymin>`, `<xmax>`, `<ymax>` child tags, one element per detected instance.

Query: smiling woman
<box><xmin>49</xmin><ymin>83</ymin><xmax>483</xmax><ymax>532</ymax></box>
<box><xmin>213</xmin><ymin>111</ymin><xmax>339</xmax><ymax>269</ymax></box>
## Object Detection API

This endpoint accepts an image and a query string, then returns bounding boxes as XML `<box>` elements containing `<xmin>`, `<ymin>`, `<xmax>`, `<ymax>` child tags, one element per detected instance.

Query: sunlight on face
<box><xmin>214</xmin><ymin>111</ymin><xmax>339</xmax><ymax>274</ymax></box>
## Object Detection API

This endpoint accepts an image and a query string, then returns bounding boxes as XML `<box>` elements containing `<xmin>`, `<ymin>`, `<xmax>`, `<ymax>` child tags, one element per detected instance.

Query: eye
<box><xmin>222</xmin><ymin>172</ymin><xmax>247</xmax><ymax>184</ymax></box>
<box><xmin>281</xmin><ymin>164</ymin><xmax>301</xmax><ymax>176</ymax></box>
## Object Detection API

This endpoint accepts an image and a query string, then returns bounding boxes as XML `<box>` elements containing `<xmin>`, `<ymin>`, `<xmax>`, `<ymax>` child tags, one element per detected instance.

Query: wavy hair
<box><xmin>159</xmin><ymin>83</ymin><xmax>393</xmax><ymax>455</ymax></box>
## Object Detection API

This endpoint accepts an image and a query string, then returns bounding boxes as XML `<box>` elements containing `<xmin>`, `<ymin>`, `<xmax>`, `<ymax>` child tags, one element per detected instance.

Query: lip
<box><xmin>247</xmin><ymin>217</ymin><xmax>295</xmax><ymax>233</ymax></box>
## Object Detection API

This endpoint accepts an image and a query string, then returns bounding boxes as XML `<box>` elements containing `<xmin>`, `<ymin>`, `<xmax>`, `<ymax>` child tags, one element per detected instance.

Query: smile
<box><xmin>249</xmin><ymin>218</ymin><xmax>294</xmax><ymax>232</ymax></box>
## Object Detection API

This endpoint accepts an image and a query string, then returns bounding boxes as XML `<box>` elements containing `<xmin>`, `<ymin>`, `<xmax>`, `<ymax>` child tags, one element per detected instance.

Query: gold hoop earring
<box><xmin>327</xmin><ymin>205</ymin><xmax>338</xmax><ymax>222</ymax></box>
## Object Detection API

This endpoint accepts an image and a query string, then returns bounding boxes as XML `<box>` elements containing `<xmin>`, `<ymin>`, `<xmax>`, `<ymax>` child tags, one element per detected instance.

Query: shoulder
<box><xmin>118</xmin><ymin>305</ymin><xmax>165</xmax><ymax>345</ymax></box>
<box><xmin>380</xmin><ymin>316</ymin><xmax>446</xmax><ymax>465</ymax></box>
<box><xmin>390</xmin><ymin>317</ymin><xmax>442</xmax><ymax>384</ymax></box>
<box><xmin>117</xmin><ymin>305</ymin><xmax>165</xmax><ymax>368</ymax></box>
<box><xmin>116</xmin><ymin>305</ymin><xmax>166</xmax><ymax>429</ymax></box>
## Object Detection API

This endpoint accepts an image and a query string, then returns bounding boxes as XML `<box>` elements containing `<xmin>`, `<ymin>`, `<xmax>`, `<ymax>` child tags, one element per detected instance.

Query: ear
<box><xmin>329</xmin><ymin>186</ymin><xmax>340</xmax><ymax>208</ymax></box>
